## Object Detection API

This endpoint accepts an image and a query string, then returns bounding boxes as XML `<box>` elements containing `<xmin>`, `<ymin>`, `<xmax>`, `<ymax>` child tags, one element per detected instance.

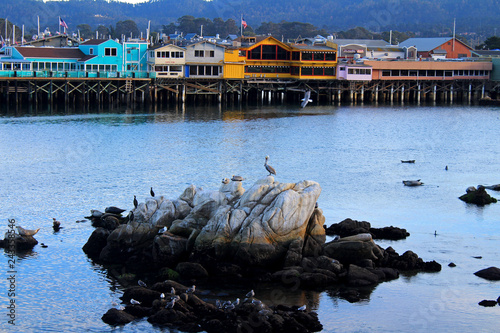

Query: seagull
<box><xmin>246</xmin><ymin>290</ymin><xmax>255</xmax><ymax>298</ymax></box>
<box><xmin>172</xmin><ymin>295</ymin><xmax>180</xmax><ymax>302</ymax></box>
<box><xmin>224</xmin><ymin>303</ymin><xmax>235</xmax><ymax>311</ymax></box>
<box><xmin>252</xmin><ymin>299</ymin><xmax>262</xmax><ymax>306</ymax></box>
<box><xmin>170</xmin><ymin>287</ymin><xmax>176</xmax><ymax>295</ymax></box>
<box><xmin>231</xmin><ymin>175</ymin><xmax>245</xmax><ymax>181</ymax></box>
<box><xmin>264</xmin><ymin>156</ymin><xmax>276</xmax><ymax>176</ymax></box>
<box><xmin>130</xmin><ymin>299</ymin><xmax>141</xmax><ymax>305</ymax></box>
<box><xmin>133</xmin><ymin>195</ymin><xmax>138</xmax><ymax>208</ymax></box>
<box><xmin>216</xmin><ymin>299</ymin><xmax>222</xmax><ymax>308</ymax></box>
<box><xmin>160</xmin><ymin>293</ymin><xmax>165</xmax><ymax>299</ymax></box>
<box><xmin>297</xmin><ymin>305</ymin><xmax>307</xmax><ymax>311</ymax></box>
<box><xmin>138</xmin><ymin>280</ymin><xmax>147</xmax><ymax>288</ymax></box>
<box><xmin>111</xmin><ymin>300</ymin><xmax>119</xmax><ymax>306</ymax></box>
<box><xmin>165</xmin><ymin>298</ymin><xmax>176</xmax><ymax>309</ymax></box>
<box><xmin>234</xmin><ymin>298</ymin><xmax>240</xmax><ymax>306</ymax></box>
<box><xmin>150</xmin><ymin>187</ymin><xmax>155</xmax><ymax>197</ymax></box>
<box><xmin>222</xmin><ymin>178</ymin><xmax>230</xmax><ymax>184</ymax></box>
<box><xmin>301</xmin><ymin>90</ymin><xmax>313</xmax><ymax>108</ymax></box>
<box><xmin>186</xmin><ymin>285</ymin><xmax>196</xmax><ymax>294</ymax></box>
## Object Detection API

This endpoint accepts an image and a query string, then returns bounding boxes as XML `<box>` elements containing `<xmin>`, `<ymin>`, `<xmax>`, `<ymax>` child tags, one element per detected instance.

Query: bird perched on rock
<box><xmin>138</xmin><ymin>280</ymin><xmax>147</xmax><ymax>288</ymax></box>
<box><xmin>150</xmin><ymin>187</ymin><xmax>155</xmax><ymax>197</ymax></box>
<box><xmin>234</xmin><ymin>298</ymin><xmax>240</xmax><ymax>306</ymax></box>
<box><xmin>264</xmin><ymin>156</ymin><xmax>276</xmax><ymax>176</ymax></box>
<box><xmin>297</xmin><ymin>305</ymin><xmax>307</xmax><ymax>311</ymax></box>
<box><xmin>130</xmin><ymin>299</ymin><xmax>141</xmax><ymax>305</ymax></box>
<box><xmin>52</xmin><ymin>218</ymin><xmax>62</xmax><ymax>231</ymax></box>
<box><xmin>133</xmin><ymin>195</ymin><xmax>138</xmax><ymax>209</ymax></box>
<box><xmin>246</xmin><ymin>290</ymin><xmax>255</xmax><ymax>298</ymax></box>
<box><xmin>170</xmin><ymin>287</ymin><xmax>176</xmax><ymax>295</ymax></box>
<box><xmin>231</xmin><ymin>175</ymin><xmax>245</xmax><ymax>181</ymax></box>
<box><xmin>186</xmin><ymin>285</ymin><xmax>196</xmax><ymax>294</ymax></box>
<box><xmin>160</xmin><ymin>293</ymin><xmax>165</xmax><ymax>299</ymax></box>
<box><xmin>165</xmin><ymin>298</ymin><xmax>177</xmax><ymax>309</ymax></box>
<box><xmin>222</xmin><ymin>178</ymin><xmax>230</xmax><ymax>184</ymax></box>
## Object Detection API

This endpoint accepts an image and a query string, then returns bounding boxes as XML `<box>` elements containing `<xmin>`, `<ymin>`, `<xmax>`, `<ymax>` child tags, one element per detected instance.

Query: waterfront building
<box><xmin>78</xmin><ymin>39</ymin><xmax>123</xmax><ymax>77</ymax></box>
<box><xmin>399</xmin><ymin>37</ymin><xmax>474</xmax><ymax>59</ymax></box>
<box><xmin>337</xmin><ymin>62</ymin><xmax>372</xmax><ymax>81</ymax></box>
<box><xmin>290</xmin><ymin>42</ymin><xmax>337</xmax><ymax>79</ymax></box>
<box><xmin>122</xmin><ymin>40</ymin><xmax>149</xmax><ymax>77</ymax></box>
<box><xmin>185</xmin><ymin>41</ymin><xmax>225</xmax><ymax>78</ymax></box>
<box><xmin>147</xmin><ymin>44</ymin><xmax>186</xmax><ymax>78</ymax></box>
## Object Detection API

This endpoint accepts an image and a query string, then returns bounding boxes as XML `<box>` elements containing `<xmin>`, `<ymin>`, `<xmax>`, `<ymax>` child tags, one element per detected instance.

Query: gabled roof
<box><xmin>243</xmin><ymin>36</ymin><xmax>292</xmax><ymax>51</ymax></box>
<box><xmin>186</xmin><ymin>40</ymin><xmax>226</xmax><ymax>49</ymax></box>
<box><xmin>399</xmin><ymin>37</ymin><xmax>473</xmax><ymax>51</ymax></box>
<box><xmin>226</xmin><ymin>34</ymin><xmax>238</xmax><ymax>40</ymax></box>
<box><xmin>80</xmin><ymin>39</ymin><xmax>111</xmax><ymax>45</ymax></box>
<box><xmin>333</xmin><ymin>39</ymin><xmax>389</xmax><ymax>47</ymax></box>
<box><xmin>184</xmin><ymin>33</ymin><xmax>199</xmax><ymax>40</ymax></box>
<box><xmin>14</xmin><ymin>47</ymin><xmax>85</xmax><ymax>59</ymax></box>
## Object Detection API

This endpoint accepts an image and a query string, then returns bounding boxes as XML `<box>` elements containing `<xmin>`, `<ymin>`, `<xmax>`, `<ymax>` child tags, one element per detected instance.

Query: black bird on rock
<box><xmin>150</xmin><ymin>187</ymin><xmax>155</xmax><ymax>197</ymax></box>
<box><xmin>133</xmin><ymin>195</ymin><xmax>138</xmax><ymax>208</ymax></box>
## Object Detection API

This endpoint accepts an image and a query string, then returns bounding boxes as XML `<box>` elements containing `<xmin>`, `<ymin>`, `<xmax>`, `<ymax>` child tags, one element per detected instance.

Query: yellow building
<box><xmin>222</xmin><ymin>36</ymin><xmax>337</xmax><ymax>80</ymax></box>
<box><xmin>290</xmin><ymin>41</ymin><xmax>338</xmax><ymax>79</ymax></box>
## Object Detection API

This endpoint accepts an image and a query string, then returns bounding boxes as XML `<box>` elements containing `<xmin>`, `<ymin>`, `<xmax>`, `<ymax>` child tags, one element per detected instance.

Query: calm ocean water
<box><xmin>0</xmin><ymin>102</ymin><xmax>499</xmax><ymax>332</ymax></box>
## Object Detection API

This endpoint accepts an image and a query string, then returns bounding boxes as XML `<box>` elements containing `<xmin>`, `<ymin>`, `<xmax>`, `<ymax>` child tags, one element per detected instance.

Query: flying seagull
<box><xmin>301</xmin><ymin>90</ymin><xmax>312</xmax><ymax>108</ymax></box>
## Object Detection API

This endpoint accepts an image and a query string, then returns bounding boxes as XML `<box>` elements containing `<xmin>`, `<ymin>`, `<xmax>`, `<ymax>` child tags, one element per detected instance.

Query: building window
<box><xmin>292</xmin><ymin>52</ymin><xmax>300</xmax><ymax>61</ymax></box>
<box><xmin>105</xmin><ymin>48</ymin><xmax>117</xmax><ymax>56</ymax></box>
<box><xmin>302</xmin><ymin>53</ymin><xmax>313</xmax><ymax>61</ymax></box>
<box><xmin>209</xmin><ymin>50</ymin><xmax>215</xmax><ymax>57</ymax></box>
<box><xmin>195</xmin><ymin>50</ymin><xmax>204</xmax><ymax>57</ymax></box>
<box><xmin>190</xmin><ymin>66</ymin><xmax>197</xmax><ymax>75</ymax></box>
<box><xmin>458</xmin><ymin>53</ymin><xmax>467</xmax><ymax>58</ymax></box>
<box><xmin>170</xmin><ymin>66</ymin><xmax>182</xmax><ymax>72</ymax></box>
<box><xmin>301</xmin><ymin>67</ymin><xmax>313</xmax><ymax>75</ymax></box>
<box><xmin>382</xmin><ymin>70</ymin><xmax>391</xmax><ymax>76</ymax></box>
<box><xmin>325</xmin><ymin>53</ymin><xmax>336</xmax><ymax>61</ymax></box>
<box><xmin>89</xmin><ymin>48</ymin><xmax>94</xmax><ymax>55</ymax></box>
<box><xmin>171</xmin><ymin>52</ymin><xmax>183</xmax><ymax>58</ymax></box>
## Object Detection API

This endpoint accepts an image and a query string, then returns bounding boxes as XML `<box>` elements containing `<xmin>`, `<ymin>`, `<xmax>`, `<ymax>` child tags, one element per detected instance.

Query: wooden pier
<box><xmin>0</xmin><ymin>77</ymin><xmax>496</xmax><ymax>109</ymax></box>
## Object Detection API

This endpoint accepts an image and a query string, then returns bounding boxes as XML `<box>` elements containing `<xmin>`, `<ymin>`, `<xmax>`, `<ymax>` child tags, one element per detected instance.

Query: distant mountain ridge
<box><xmin>0</xmin><ymin>0</ymin><xmax>497</xmax><ymax>36</ymax></box>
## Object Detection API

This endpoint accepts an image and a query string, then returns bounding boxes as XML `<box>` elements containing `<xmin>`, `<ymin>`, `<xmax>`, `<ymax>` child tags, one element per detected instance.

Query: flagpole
<box><xmin>37</xmin><ymin>16</ymin><xmax>40</xmax><ymax>37</ymax></box>
<box><xmin>59</xmin><ymin>16</ymin><xmax>61</xmax><ymax>34</ymax></box>
<box><xmin>240</xmin><ymin>14</ymin><xmax>243</xmax><ymax>37</ymax></box>
<box><xmin>22</xmin><ymin>24</ymin><xmax>24</xmax><ymax>45</ymax></box>
<box><xmin>453</xmin><ymin>18</ymin><xmax>456</xmax><ymax>52</ymax></box>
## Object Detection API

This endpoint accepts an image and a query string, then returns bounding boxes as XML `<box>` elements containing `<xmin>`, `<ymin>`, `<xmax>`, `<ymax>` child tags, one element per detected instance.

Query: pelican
<box><xmin>150</xmin><ymin>187</ymin><xmax>155</xmax><ymax>197</ymax></box>
<box><xmin>264</xmin><ymin>156</ymin><xmax>276</xmax><ymax>176</ymax></box>
<box><xmin>138</xmin><ymin>280</ymin><xmax>147</xmax><ymax>288</ymax></box>
<box><xmin>133</xmin><ymin>195</ymin><xmax>138</xmax><ymax>208</ymax></box>
<box><xmin>16</xmin><ymin>226</ymin><xmax>40</xmax><ymax>236</ymax></box>
<box><xmin>231</xmin><ymin>175</ymin><xmax>244</xmax><ymax>181</ymax></box>
<box><xmin>297</xmin><ymin>305</ymin><xmax>307</xmax><ymax>311</ymax></box>
<box><xmin>245</xmin><ymin>289</ymin><xmax>255</xmax><ymax>298</ymax></box>
<box><xmin>186</xmin><ymin>285</ymin><xmax>196</xmax><ymax>294</ymax></box>
<box><xmin>130</xmin><ymin>299</ymin><xmax>141</xmax><ymax>305</ymax></box>
<box><xmin>222</xmin><ymin>178</ymin><xmax>230</xmax><ymax>184</ymax></box>
<box><xmin>301</xmin><ymin>90</ymin><xmax>313</xmax><ymax>108</ymax></box>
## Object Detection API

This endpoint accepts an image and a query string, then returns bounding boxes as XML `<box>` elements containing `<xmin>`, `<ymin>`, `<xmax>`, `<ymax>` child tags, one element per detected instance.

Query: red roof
<box><xmin>80</xmin><ymin>39</ymin><xmax>110</xmax><ymax>45</ymax></box>
<box><xmin>15</xmin><ymin>47</ymin><xmax>85</xmax><ymax>59</ymax></box>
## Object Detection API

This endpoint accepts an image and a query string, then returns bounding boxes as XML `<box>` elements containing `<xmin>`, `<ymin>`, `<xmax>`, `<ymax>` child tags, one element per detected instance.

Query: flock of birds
<box><xmin>127</xmin><ymin>282</ymin><xmax>306</xmax><ymax>315</ymax></box>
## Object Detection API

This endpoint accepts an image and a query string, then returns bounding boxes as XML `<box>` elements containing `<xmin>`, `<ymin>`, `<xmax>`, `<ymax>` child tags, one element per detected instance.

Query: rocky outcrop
<box><xmin>474</xmin><ymin>267</ymin><xmax>500</xmax><ymax>281</ymax></box>
<box><xmin>0</xmin><ymin>233</ymin><xmax>38</xmax><ymax>251</ymax></box>
<box><xmin>459</xmin><ymin>186</ymin><xmax>497</xmax><ymax>206</ymax></box>
<box><xmin>324</xmin><ymin>218</ymin><xmax>410</xmax><ymax>240</ymax></box>
<box><xmin>102</xmin><ymin>280</ymin><xmax>323</xmax><ymax>333</ymax></box>
<box><xmin>323</xmin><ymin>233</ymin><xmax>385</xmax><ymax>265</ymax></box>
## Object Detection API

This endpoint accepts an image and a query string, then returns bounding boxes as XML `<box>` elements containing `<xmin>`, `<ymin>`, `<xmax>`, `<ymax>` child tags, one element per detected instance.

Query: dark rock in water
<box><xmin>498</xmin><ymin>296</ymin><xmax>500</xmax><ymax>305</ymax></box>
<box><xmin>472</xmin><ymin>256</ymin><xmax>482</xmax><ymax>259</ymax></box>
<box><xmin>324</xmin><ymin>218</ymin><xmax>410</xmax><ymax>240</ymax></box>
<box><xmin>478</xmin><ymin>300</ymin><xmax>497</xmax><ymax>307</ymax></box>
<box><xmin>383</xmin><ymin>249</ymin><xmax>441</xmax><ymax>272</ymax></box>
<box><xmin>299</xmin><ymin>272</ymin><xmax>335</xmax><ymax>288</ymax></box>
<box><xmin>102</xmin><ymin>308</ymin><xmax>136</xmax><ymax>325</ymax></box>
<box><xmin>369</xmin><ymin>226</ymin><xmax>410</xmax><ymax>240</ymax></box>
<box><xmin>424</xmin><ymin>260</ymin><xmax>442</xmax><ymax>272</ymax></box>
<box><xmin>474</xmin><ymin>267</ymin><xmax>500</xmax><ymax>281</ymax></box>
<box><xmin>175</xmin><ymin>262</ymin><xmax>209</xmax><ymax>280</ymax></box>
<box><xmin>0</xmin><ymin>233</ymin><xmax>38</xmax><ymax>251</ymax></box>
<box><xmin>82</xmin><ymin>227</ymin><xmax>110</xmax><ymax>258</ymax></box>
<box><xmin>324</xmin><ymin>218</ymin><xmax>371</xmax><ymax>237</ymax></box>
<box><xmin>448</xmin><ymin>262</ymin><xmax>457</xmax><ymax>267</ymax></box>
<box><xmin>339</xmin><ymin>289</ymin><xmax>362</xmax><ymax>303</ymax></box>
<box><xmin>346</xmin><ymin>264</ymin><xmax>380</xmax><ymax>286</ymax></box>
<box><xmin>122</xmin><ymin>286</ymin><xmax>162</xmax><ymax>307</ymax></box>
<box><xmin>459</xmin><ymin>186</ymin><xmax>497</xmax><ymax>206</ymax></box>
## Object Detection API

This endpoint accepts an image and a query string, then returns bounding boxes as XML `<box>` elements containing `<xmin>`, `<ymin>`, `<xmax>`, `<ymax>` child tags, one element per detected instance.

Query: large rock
<box><xmin>175</xmin><ymin>262</ymin><xmax>209</xmax><ymax>279</ymax></box>
<box><xmin>99</xmin><ymin>222</ymin><xmax>159</xmax><ymax>263</ymax></box>
<box><xmin>459</xmin><ymin>186</ymin><xmax>497</xmax><ymax>206</ymax></box>
<box><xmin>323</xmin><ymin>233</ymin><xmax>384</xmax><ymax>265</ymax></box>
<box><xmin>0</xmin><ymin>233</ymin><xmax>38</xmax><ymax>251</ymax></box>
<box><xmin>474</xmin><ymin>267</ymin><xmax>500</xmax><ymax>281</ymax></box>
<box><xmin>82</xmin><ymin>227</ymin><xmax>110</xmax><ymax>258</ymax></box>
<box><xmin>152</xmin><ymin>232</ymin><xmax>189</xmax><ymax>265</ymax></box>
<box><xmin>194</xmin><ymin>177</ymin><xmax>323</xmax><ymax>267</ymax></box>
<box><xmin>102</xmin><ymin>308</ymin><xmax>136</xmax><ymax>325</ymax></box>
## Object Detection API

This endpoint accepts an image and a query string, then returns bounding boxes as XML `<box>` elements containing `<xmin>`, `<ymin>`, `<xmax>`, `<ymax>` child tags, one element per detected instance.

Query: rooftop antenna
<box><xmin>453</xmin><ymin>18</ymin><xmax>456</xmax><ymax>52</ymax></box>
<box><xmin>389</xmin><ymin>30</ymin><xmax>392</xmax><ymax>44</ymax></box>
<box><xmin>37</xmin><ymin>16</ymin><xmax>40</xmax><ymax>37</ymax></box>
<box><xmin>200</xmin><ymin>24</ymin><xmax>203</xmax><ymax>38</ymax></box>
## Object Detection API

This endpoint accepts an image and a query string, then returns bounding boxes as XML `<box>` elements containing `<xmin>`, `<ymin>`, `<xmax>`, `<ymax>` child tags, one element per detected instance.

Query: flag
<box><xmin>59</xmin><ymin>17</ymin><xmax>68</xmax><ymax>29</ymax></box>
<box><xmin>241</xmin><ymin>17</ymin><xmax>247</xmax><ymax>29</ymax></box>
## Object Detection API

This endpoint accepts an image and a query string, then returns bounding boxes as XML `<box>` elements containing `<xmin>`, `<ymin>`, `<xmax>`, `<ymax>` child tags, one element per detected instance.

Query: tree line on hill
<box><xmin>1</xmin><ymin>14</ymin><xmax>500</xmax><ymax>51</ymax></box>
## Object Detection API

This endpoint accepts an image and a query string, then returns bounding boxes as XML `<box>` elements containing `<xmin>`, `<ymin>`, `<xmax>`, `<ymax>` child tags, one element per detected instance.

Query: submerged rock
<box><xmin>474</xmin><ymin>267</ymin><xmax>500</xmax><ymax>281</ymax></box>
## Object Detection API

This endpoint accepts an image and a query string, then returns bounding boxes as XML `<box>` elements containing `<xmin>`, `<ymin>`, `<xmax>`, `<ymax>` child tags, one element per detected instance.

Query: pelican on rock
<box><xmin>264</xmin><ymin>156</ymin><xmax>276</xmax><ymax>176</ymax></box>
